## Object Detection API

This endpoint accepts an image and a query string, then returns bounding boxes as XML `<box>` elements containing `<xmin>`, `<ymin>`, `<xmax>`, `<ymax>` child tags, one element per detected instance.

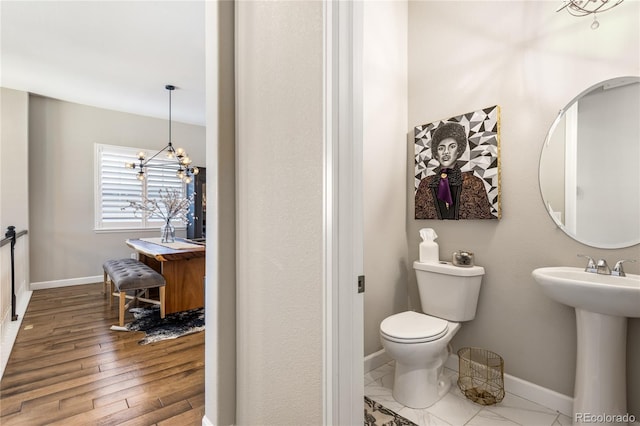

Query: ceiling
<box><xmin>0</xmin><ymin>1</ymin><xmax>206</xmax><ymax>125</ymax></box>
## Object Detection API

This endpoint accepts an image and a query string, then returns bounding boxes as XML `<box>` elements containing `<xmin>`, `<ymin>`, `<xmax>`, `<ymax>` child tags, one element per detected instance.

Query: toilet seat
<box><xmin>380</xmin><ymin>311</ymin><xmax>449</xmax><ymax>343</ymax></box>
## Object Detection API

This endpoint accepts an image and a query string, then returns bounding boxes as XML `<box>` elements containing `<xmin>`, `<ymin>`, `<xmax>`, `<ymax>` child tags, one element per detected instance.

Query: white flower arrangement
<box><xmin>123</xmin><ymin>188</ymin><xmax>194</xmax><ymax>224</ymax></box>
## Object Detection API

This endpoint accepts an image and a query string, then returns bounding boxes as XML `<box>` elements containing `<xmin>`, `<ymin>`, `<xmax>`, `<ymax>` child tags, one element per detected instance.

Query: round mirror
<box><xmin>539</xmin><ymin>76</ymin><xmax>640</xmax><ymax>249</ymax></box>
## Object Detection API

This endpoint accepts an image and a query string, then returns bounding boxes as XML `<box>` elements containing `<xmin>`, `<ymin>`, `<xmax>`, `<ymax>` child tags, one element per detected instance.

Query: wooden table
<box><xmin>126</xmin><ymin>238</ymin><xmax>205</xmax><ymax>315</ymax></box>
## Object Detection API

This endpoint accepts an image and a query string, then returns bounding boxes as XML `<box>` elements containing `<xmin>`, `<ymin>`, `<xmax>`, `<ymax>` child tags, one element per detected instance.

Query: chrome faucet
<box><xmin>596</xmin><ymin>259</ymin><xmax>611</xmax><ymax>275</ymax></box>
<box><xmin>577</xmin><ymin>254</ymin><xmax>597</xmax><ymax>273</ymax></box>
<box><xmin>612</xmin><ymin>259</ymin><xmax>636</xmax><ymax>277</ymax></box>
<box><xmin>578</xmin><ymin>255</ymin><xmax>636</xmax><ymax>277</ymax></box>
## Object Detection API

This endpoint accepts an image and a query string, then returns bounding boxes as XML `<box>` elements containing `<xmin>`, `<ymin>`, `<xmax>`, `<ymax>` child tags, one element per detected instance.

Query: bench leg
<box><xmin>109</xmin><ymin>281</ymin><xmax>115</xmax><ymax>308</ymax></box>
<box><xmin>159</xmin><ymin>287</ymin><xmax>166</xmax><ymax>319</ymax></box>
<box><xmin>103</xmin><ymin>270</ymin><xmax>108</xmax><ymax>296</ymax></box>
<box><xmin>119</xmin><ymin>291</ymin><xmax>126</xmax><ymax>327</ymax></box>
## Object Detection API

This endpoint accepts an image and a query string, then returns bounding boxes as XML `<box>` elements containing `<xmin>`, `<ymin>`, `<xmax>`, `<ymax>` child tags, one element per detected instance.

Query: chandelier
<box><xmin>556</xmin><ymin>0</ymin><xmax>625</xmax><ymax>29</ymax></box>
<box><xmin>126</xmin><ymin>85</ymin><xmax>199</xmax><ymax>183</ymax></box>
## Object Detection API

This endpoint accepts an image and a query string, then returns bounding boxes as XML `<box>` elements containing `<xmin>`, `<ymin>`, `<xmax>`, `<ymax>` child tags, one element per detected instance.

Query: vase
<box><xmin>161</xmin><ymin>220</ymin><xmax>175</xmax><ymax>243</ymax></box>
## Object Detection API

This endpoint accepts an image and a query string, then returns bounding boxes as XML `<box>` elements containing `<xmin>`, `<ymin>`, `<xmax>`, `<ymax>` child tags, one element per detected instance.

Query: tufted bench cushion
<box><xmin>103</xmin><ymin>258</ymin><xmax>166</xmax><ymax>326</ymax></box>
<box><xmin>103</xmin><ymin>258</ymin><xmax>165</xmax><ymax>291</ymax></box>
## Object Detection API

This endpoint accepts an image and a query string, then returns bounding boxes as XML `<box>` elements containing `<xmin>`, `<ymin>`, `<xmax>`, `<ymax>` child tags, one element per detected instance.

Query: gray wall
<box><xmin>406</xmin><ymin>0</ymin><xmax>640</xmax><ymax>414</ymax></box>
<box><xmin>0</xmin><ymin>88</ymin><xmax>30</xmax><ymax>326</ymax></box>
<box><xmin>363</xmin><ymin>1</ymin><xmax>409</xmax><ymax>356</ymax></box>
<box><xmin>363</xmin><ymin>0</ymin><xmax>640</xmax><ymax>417</ymax></box>
<box><xmin>1</xmin><ymin>88</ymin><xmax>29</xmax><ymax>233</ymax></box>
<box><xmin>235</xmin><ymin>1</ymin><xmax>324</xmax><ymax>424</ymax></box>
<box><xmin>28</xmin><ymin>95</ymin><xmax>205</xmax><ymax>283</ymax></box>
<box><xmin>540</xmin><ymin>114</ymin><xmax>566</xmax><ymax>222</ymax></box>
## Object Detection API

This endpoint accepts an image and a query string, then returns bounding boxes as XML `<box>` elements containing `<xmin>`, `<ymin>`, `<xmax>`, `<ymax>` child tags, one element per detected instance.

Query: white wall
<box><xmin>235</xmin><ymin>1</ymin><xmax>324</xmax><ymax>423</ymax></box>
<box><xmin>404</xmin><ymin>0</ymin><xmax>640</xmax><ymax>415</ymax></box>
<box><xmin>28</xmin><ymin>95</ymin><xmax>205</xmax><ymax>284</ymax></box>
<box><xmin>0</xmin><ymin>87</ymin><xmax>31</xmax><ymax>377</ymax></box>
<box><xmin>363</xmin><ymin>1</ymin><xmax>409</xmax><ymax>356</ymax></box>
<box><xmin>204</xmin><ymin>1</ymin><xmax>236</xmax><ymax>425</ymax></box>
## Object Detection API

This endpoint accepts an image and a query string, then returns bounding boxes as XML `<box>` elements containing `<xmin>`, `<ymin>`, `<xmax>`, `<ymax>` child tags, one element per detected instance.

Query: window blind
<box><xmin>96</xmin><ymin>144</ymin><xmax>185</xmax><ymax>230</ymax></box>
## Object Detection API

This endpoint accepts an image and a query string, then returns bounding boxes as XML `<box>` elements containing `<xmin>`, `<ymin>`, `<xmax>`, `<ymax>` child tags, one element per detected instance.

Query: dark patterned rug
<box><xmin>110</xmin><ymin>306</ymin><xmax>205</xmax><ymax>345</ymax></box>
<box><xmin>364</xmin><ymin>396</ymin><xmax>417</xmax><ymax>426</ymax></box>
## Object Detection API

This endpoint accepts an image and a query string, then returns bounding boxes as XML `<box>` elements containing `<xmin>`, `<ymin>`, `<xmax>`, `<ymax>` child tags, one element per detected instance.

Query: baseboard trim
<box><xmin>365</xmin><ymin>349</ymin><xmax>573</xmax><ymax>417</ymax></box>
<box><xmin>1</xmin><ymin>290</ymin><xmax>33</xmax><ymax>380</ymax></box>
<box><xmin>364</xmin><ymin>349</ymin><xmax>392</xmax><ymax>373</ymax></box>
<box><xmin>30</xmin><ymin>275</ymin><xmax>103</xmax><ymax>290</ymax></box>
<box><xmin>445</xmin><ymin>354</ymin><xmax>573</xmax><ymax>416</ymax></box>
<box><xmin>201</xmin><ymin>415</ymin><xmax>214</xmax><ymax>426</ymax></box>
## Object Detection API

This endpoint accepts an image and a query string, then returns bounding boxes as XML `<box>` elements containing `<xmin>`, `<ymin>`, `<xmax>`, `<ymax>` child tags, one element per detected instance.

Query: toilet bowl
<box><xmin>380</xmin><ymin>311</ymin><xmax>461</xmax><ymax>408</ymax></box>
<box><xmin>379</xmin><ymin>260</ymin><xmax>484</xmax><ymax>409</ymax></box>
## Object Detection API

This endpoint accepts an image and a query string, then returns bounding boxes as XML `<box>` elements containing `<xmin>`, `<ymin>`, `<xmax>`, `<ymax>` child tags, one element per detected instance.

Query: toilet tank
<box><xmin>414</xmin><ymin>261</ymin><xmax>485</xmax><ymax>321</ymax></box>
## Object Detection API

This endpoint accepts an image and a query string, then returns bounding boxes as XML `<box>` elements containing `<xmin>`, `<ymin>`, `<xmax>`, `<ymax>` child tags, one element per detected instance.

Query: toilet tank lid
<box><xmin>413</xmin><ymin>260</ymin><xmax>485</xmax><ymax>276</ymax></box>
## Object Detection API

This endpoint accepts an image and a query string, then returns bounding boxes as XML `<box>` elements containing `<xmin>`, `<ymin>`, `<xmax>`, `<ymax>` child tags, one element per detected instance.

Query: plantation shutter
<box><xmin>145</xmin><ymin>157</ymin><xmax>186</xmax><ymax>224</ymax></box>
<box><xmin>97</xmin><ymin>145</ymin><xmax>143</xmax><ymax>227</ymax></box>
<box><xmin>96</xmin><ymin>144</ymin><xmax>185</xmax><ymax>230</ymax></box>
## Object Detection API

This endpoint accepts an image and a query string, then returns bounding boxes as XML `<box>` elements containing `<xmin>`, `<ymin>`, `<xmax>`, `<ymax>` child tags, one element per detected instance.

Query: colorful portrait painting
<box><xmin>414</xmin><ymin>106</ymin><xmax>501</xmax><ymax>220</ymax></box>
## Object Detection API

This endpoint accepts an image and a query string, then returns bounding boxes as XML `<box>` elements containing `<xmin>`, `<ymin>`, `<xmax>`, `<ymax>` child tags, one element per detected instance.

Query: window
<box><xmin>95</xmin><ymin>144</ymin><xmax>186</xmax><ymax>230</ymax></box>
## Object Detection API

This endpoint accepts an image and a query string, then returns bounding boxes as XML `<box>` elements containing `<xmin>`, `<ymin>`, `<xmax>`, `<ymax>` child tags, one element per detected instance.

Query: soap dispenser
<box><xmin>419</xmin><ymin>228</ymin><xmax>439</xmax><ymax>263</ymax></box>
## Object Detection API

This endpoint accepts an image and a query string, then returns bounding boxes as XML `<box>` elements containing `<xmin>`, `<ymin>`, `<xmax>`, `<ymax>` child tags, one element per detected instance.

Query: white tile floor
<box><xmin>365</xmin><ymin>362</ymin><xmax>573</xmax><ymax>426</ymax></box>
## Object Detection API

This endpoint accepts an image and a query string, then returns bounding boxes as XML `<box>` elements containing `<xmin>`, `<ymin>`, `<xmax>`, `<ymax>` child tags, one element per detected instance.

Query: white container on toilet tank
<box><xmin>414</xmin><ymin>260</ymin><xmax>484</xmax><ymax>321</ymax></box>
<box><xmin>419</xmin><ymin>228</ymin><xmax>439</xmax><ymax>263</ymax></box>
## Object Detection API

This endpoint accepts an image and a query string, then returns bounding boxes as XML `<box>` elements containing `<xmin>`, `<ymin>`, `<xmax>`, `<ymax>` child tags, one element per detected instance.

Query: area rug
<box><xmin>364</xmin><ymin>396</ymin><xmax>417</xmax><ymax>426</ymax></box>
<box><xmin>110</xmin><ymin>306</ymin><xmax>204</xmax><ymax>345</ymax></box>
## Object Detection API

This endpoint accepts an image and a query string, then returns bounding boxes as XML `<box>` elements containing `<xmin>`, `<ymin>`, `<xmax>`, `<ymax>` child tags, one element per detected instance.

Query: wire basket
<box><xmin>457</xmin><ymin>347</ymin><xmax>505</xmax><ymax>405</ymax></box>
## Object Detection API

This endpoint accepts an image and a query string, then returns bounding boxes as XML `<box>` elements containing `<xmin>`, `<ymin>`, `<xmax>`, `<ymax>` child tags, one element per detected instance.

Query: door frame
<box><xmin>323</xmin><ymin>1</ymin><xmax>364</xmax><ymax>425</ymax></box>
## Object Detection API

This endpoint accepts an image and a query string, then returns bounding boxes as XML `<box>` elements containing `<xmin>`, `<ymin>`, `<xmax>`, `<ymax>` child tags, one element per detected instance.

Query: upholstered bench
<box><xmin>102</xmin><ymin>258</ymin><xmax>166</xmax><ymax>326</ymax></box>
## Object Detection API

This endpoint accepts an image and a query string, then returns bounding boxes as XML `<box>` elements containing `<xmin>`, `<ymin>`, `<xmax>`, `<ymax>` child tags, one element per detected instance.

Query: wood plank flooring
<box><xmin>0</xmin><ymin>283</ymin><xmax>205</xmax><ymax>425</ymax></box>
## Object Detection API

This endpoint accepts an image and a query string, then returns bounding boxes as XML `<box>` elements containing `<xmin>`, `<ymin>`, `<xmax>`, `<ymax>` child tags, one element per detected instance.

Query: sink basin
<box><xmin>532</xmin><ymin>266</ymin><xmax>640</xmax><ymax>317</ymax></box>
<box><xmin>532</xmin><ymin>266</ymin><xmax>640</xmax><ymax>425</ymax></box>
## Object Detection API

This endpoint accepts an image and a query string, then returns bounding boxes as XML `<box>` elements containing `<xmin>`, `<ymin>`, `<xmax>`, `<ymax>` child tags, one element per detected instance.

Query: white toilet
<box><xmin>379</xmin><ymin>260</ymin><xmax>485</xmax><ymax>409</ymax></box>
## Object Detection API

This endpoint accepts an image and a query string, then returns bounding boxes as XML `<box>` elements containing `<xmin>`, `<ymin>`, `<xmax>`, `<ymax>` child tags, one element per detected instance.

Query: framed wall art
<box><xmin>414</xmin><ymin>106</ymin><xmax>501</xmax><ymax>220</ymax></box>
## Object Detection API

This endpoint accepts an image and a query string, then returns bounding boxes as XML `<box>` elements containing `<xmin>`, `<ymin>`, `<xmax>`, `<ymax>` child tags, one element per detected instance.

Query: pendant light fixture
<box><xmin>556</xmin><ymin>0</ymin><xmax>624</xmax><ymax>29</ymax></box>
<box><xmin>125</xmin><ymin>84</ymin><xmax>199</xmax><ymax>183</ymax></box>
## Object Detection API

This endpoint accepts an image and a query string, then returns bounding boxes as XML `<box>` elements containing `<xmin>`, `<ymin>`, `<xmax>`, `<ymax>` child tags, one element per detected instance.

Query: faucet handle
<box><xmin>596</xmin><ymin>259</ymin><xmax>611</xmax><ymax>275</ymax></box>
<box><xmin>577</xmin><ymin>254</ymin><xmax>597</xmax><ymax>273</ymax></box>
<box><xmin>612</xmin><ymin>259</ymin><xmax>636</xmax><ymax>277</ymax></box>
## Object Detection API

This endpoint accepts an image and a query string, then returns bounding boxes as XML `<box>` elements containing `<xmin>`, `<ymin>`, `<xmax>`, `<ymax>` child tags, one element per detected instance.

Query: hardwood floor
<box><xmin>0</xmin><ymin>283</ymin><xmax>205</xmax><ymax>425</ymax></box>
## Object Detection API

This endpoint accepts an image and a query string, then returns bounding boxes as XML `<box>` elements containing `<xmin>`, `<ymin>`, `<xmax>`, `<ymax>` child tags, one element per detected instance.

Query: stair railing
<box><xmin>1</xmin><ymin>226</ymin><xmax>29</xmax><ymax>321</ymax></box>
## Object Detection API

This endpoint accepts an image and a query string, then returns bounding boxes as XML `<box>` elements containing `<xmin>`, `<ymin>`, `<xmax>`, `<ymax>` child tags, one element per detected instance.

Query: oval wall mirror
<box><xmin>539</xmin><ymin>76</ymin><xmax>640</xmax><ymax>249</ymax></box>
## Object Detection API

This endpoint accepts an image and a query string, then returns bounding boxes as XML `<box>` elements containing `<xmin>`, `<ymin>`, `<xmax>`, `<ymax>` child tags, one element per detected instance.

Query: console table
<box><xmin>126</xmin><ymin>238</ymin><xmax>205</xmax><ymax>314</ymax></box>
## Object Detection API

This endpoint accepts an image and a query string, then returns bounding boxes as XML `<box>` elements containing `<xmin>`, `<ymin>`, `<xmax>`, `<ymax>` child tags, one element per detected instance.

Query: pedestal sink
<box><xmin>532</xmin><ymin>267</ymin><xmax>640</xmax><ymax>426</ymax></box>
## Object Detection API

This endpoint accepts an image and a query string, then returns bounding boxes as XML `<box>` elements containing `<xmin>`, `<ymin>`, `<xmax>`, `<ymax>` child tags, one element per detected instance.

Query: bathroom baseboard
<box><xmin>30</xmin><ymin>275</ymin><xmax>103</xmax><ymax>290</ymax></box>
<box><xmin>201</xmin><ymin>415</ymin><xmax>216</xmax><ymax>426</ymax></box>
<box><xmin>444</xmin><ymin>354</ymin><xmax>573</xmax><ymax>417</ymax></box>
<box><xmin>364</xmin><ymin>349</ymin><xmax>573</xmax><ymax>417</ymax></box>
<box><xmin>364</xmin><ymin>349</ymin><xmax>392</xmax><ymax>373</ymax></box>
